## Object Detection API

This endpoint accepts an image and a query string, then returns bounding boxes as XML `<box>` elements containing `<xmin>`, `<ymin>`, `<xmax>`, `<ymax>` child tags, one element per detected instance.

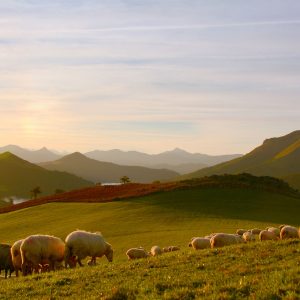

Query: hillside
<box><xmin>0</xmin><ymin>145</ymin><xmax>62</xmax><ymax>163</ymax></box>
<box><xmin>39</xmin><ymin>152</ymin><xmax>179</xmax><ymax>183</ymax></box>
<box><xmin>0</xmin><ymin>152</ymin><xmax>92</xmax><ymax>199</ymax></box>
<box><xmin>282</xmin><ymin>174</ymin><xmax>300</xmax><ymax>191</ymax></box>
<box><xmin>0</xmin><ymin>175</ymin><xmax>299</xmax><ymax>250</ymax></box>
<box><xmin>0</xmin><ymin>178</ymin><xmax>299</xmax><ymax>298</ymax></box>
<box><xmin>0</xmin><ymin>241</ymin><xmax>299</xmax><ymax>299</ymax></box>
<box><xmin>1</xmin><ymin>173</ymin><xmax>297</xmax><ymax>214</ymax></box>
<box><xmin>85</xmin><ymin>148</ymin><xmax>242</xmax><ymax>173</ymax></box>
<box><xmin>181</xmin><ymin>131</ymin><xmax>300</xmax><ymax>184</ymax></box>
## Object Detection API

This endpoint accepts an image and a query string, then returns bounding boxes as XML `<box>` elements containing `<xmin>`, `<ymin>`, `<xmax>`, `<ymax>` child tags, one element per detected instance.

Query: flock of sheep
<box><xmin>0</xmin><ymin>225</ymin><xmax>299</xmax><ymax>279</ymax></box>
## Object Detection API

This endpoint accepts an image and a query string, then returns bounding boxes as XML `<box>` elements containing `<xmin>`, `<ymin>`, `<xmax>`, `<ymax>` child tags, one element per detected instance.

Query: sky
<box><xmin>0</xmin><ymin>0</ymin><xmax>299</xmax><ymax>155</ymax></box>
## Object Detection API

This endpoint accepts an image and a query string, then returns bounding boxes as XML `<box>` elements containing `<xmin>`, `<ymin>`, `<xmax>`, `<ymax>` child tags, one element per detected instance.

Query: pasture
<box><xmin>0</xmin><ymin>186</ymin><xmax>299</xmax><ymax>298</ymax></box>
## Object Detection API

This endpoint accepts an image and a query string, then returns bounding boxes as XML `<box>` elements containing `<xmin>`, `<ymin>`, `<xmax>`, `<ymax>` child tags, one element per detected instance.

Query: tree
<box><xmin>120</xmin><ymin>176</ymin><xmax>130</xmax><ymax>184</ymax></box>
<box><xmin>30</xmin><ymin>186</ymin><xmax>41</xmax><ymax>199</ymax></box>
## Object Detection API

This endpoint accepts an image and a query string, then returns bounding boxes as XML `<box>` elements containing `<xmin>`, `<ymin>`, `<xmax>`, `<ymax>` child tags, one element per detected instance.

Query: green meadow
<box><xmin>0</xmin><ymin>186</ymin><xmax>299</xmax><ymax>299</ymax></box>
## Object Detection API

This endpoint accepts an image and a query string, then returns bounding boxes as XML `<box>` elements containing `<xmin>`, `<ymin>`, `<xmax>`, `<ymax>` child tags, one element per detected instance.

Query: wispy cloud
<box><xmin>0</xmin><ymin>1</ymin><xmax>299</xmax><ymax>154</ymax></box>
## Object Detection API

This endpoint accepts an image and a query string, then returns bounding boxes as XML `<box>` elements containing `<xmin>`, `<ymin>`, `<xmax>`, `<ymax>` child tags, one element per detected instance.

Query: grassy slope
<box><xmin>282</xmin><ymin>174</ymin><xmax>300</xmax><ymax>191</ymax></box>
<box><xmin>0</xmin><ymin>187</ymin><xmax>299</xmax><ymax>262</ymax></box>
<box><xmin>0</xmin><ymin>152</ymin><xmax>92</xmax><ymax>198</ymax></box>
<box><xmin>180</xmin><ymin>131</ymin><xmax>300</xmax><ymax>180</ymax></box>
<box><xmin>0</xmin><ymin>240</ymin><xmax>299</xmax><ymax>299</ymax></box>
<box><xmin>0</xmin><ymin>187</ymin><xmax>299</xmax><ymax>299</ymax></box>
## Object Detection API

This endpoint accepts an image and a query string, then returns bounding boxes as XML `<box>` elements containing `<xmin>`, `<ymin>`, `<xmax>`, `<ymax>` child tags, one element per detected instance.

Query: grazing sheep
<box><xmin>236</xmin><ymin>229</ymin><xmax>247</xmax><ymax>236</ymax></box>
<box><xmin>242</xmin><ymin>231</ymin><xmax>256</xmax><ymax>242</ymax></box>
<box><xmin>64</xmin><ymin>230</ymin><xmax>113</xmax><ymax>267</ymax></box>
<box><xmin>267</xmin><ymin>227</ymin><xmax>280</xmax><ymax>237</ymax></box>
<box><xmin>168</xmin><ymin>246</ymin><xmax>180</xmax><ymax>252</ymax></box>
<box><xmin>210</xmin><ymin>234</ymin><xmax>244</xmax><ymax>248</ymax></box>
<box><xmin>21</xmin><ymin>235</ymin><xmax>65</xmax><ymax>275</ymax></box>
<box><xmin>189</xmin><ymin>238</ymin><xmax>210</xmax><ymax>250</ymax></box>
<box><xmin>250</xmin><ymin>228</ymin><xmax>262</xmax><ymax>235</ymax></box>
<box><xmin>11</xmin><ymin>239</ymin><xmax>23</xmax><ymax>277</ymax></box>
<box><xmin>150</xmin><ymin>246</ymin><xmax>162</xmax><ymax>256</ymax></box>
<box><xmin>126</xmin><ymin>248</ymin><xmax>149</xmax><ymax>260</ymax></box>
<box><xmin>0</xmin><ymin>244</ymin><xmax>14</xmax><ymax>278</ymax></box>
<box><xmin>259</xmin><ymin>230</ymin><xmax>278</xmax><ymax>241</ymax></box>
<box><xmin>280</xmin><ymin>225</ymin><xmax>299</xmax><ymax>240</ymax></box>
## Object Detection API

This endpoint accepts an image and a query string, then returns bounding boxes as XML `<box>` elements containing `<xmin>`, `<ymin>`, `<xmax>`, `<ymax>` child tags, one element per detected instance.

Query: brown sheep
<box><xmin>0</xmin><ymin>244</ymin><xmax>14</xmax><ymax>278</ymax></box>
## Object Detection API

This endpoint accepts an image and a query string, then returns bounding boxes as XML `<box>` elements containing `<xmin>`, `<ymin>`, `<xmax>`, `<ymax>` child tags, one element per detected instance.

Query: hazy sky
<box><xmin>1</xmin><ymin>0</ymin><xmax>299</xmax><ymax>154</ymax></box>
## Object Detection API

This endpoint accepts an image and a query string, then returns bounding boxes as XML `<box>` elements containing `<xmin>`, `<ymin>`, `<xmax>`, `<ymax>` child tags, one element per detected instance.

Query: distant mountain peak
<box><xmin>62</xmin><ymin>152</ymin><xmax>87</xmax><ymax>160</ymax></box>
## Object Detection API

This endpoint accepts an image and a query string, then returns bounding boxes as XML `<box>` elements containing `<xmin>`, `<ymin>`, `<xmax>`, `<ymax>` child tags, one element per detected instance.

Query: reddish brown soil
<box><xmin>0</xmin><ymin>182</ymin><xmax>181</xmax><ymax>214</ymax></box>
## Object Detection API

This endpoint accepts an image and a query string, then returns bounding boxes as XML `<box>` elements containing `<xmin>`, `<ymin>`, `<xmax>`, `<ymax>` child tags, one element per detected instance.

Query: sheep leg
<box><xmin>77</xmin><ymin>259</ymin><xmax>83</xmax><ymax>267</ymax></box>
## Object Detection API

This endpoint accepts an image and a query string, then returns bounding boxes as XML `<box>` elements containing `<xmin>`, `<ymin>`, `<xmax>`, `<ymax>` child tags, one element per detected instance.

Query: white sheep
<box><xmin>250</xmin><ymin>228</ymin><xmax>262</xmax><ymax>235</ymax></box>
<box><xmin>126</xmin><ymin>248</ymin><xmax>149</xmax><ymax>260</ymax></box>
<box><xmin>168</xmin><ymin>246</ymin><xmax>180</xmax><ymax>252</ymax></box>
<box><xmin>20</xmin><ymin>235</ymin><xmax>65</xmax><ymax>275</ymax></box>
<box><xmin>259</xmin><ymin>230</ymin><xmax>278</xmax><ymax>241</ymax></box>
<box><xmin>189</xmin><ymin>238</ymin><xmax>210</xmax><ymax>250</ymax></box>
<box><xmin>11</xmin><ymin>239</ymin><xmax>23</xmax><ymax>277</ymax></box>
<box><xmin>210</xmin><ymin>233</ymin><xmax>244</xmax><ymax>248</ymax></box>
<box><xmin>64</xmin><ymin>230</ymin><xmax>113</xmax><ymax>267</ymax></box>
<box><xmin>236</xmin><ymin>229</ymin><xmax>247</xmax><ymax>236</ymax></box>
<box><xmin>280</xmin><ymin>225</ymin><xmax>299</xmax><ymax>240</ymax></box>
<box><xmin>242</xmin><ymin>231</ymin><xmax>256</xmax><ymax>242</ymax></box>
<box><xmin>266</xmin><ymin>227</ymin><xmax>280</xmax><ymax>237</ymax></box>
<box><xmin>150</xmin><ymin>246</ymin><xmax>162</xmax><ymax>256</ymax></box>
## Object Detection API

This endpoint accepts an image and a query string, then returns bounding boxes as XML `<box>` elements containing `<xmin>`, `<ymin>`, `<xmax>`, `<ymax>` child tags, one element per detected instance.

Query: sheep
<box><xmin>242</xmin><ymin>231</ymin><xmax>256</xmax><ymax>242</ymax></box>
<box><xmin>259</xmin><ymin>230</ymin><xmax>278</xmax><ymax>241</ymax></box>
<box><xmin>21</xmin><ymin>235</ymin><xmax>65</xmax><ymax>275</ymax></box>
<box><xmin>0</xmin><ymin>244</ymin><xmax>14</xmax><ymax>279</ymax></box>
<box><xmin>64</xmin><ymin>230</ymin><xmax>113</xmax><ymax>267</ymax></box>
<box><xmin>267</xmin><ymin>227</ymin><xmax>280</xmax><ymax>237</ymax></box>
<box><xmin>11</xmin><ymin>239</ymin><xmax>23</xmax><ymax>277</ymax></box>
<box><xmin>250</xmin><ymin>228</ymin><xmax>262</xmax><ymax>235</ymax></box>
<box><xmin>168</xmin><ymin>246</ymin><xmax>180</xmax><ymax>252</ymax></box>
<box><xmin>280</xmin><ymin>225</ymin><xmax>299</xmax><ymax>240</ymax></box>
<box><xmin>236</xmin><ymin>229</ymin><xmax>247</xmax><ymax>236</ymax></box>
<box><xmin>150</xmin><ymin>246</ymin><xmax>162</xmax><ymax>256</ymax></box>
<box><xmin>189</xmin><ymin>238</ymin><xmax>211</xmax><ymax>250</ymax></box>
<box><xmin>126</xmin><ymin>248</ymin><xmax>149</xmax><ymax>260</ymax></box>
<box><xmin>210</xmin><ymin>233</ymin><xmax>244</xmax><ymax>248</ymax></box>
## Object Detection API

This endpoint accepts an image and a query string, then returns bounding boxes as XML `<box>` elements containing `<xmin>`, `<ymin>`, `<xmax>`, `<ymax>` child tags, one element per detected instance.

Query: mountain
<box><xmin>84</xmin><ymin>148</ymin><xmax>242</xmax><ymax>173</ymax></box>
<box><xmin>282</xmin><ymin>174</ymin><xmax>300</xmax><ymax>191</ymax></box>
<box><xmin>0</xmin><ymin>145</ymin><xmax>62</xmax><ymax>163</ymax></box>
<box><xmin>39</xmin><ymin>152</ymin><xmax>179</xmax><ymax>183</ymax></box>
<box><xmin>180</xmin><ymin>131</ymin><xmax>300</xmax><ymax>184</ymax></box>
<box><xmin>0</xmin><ymin>152</ymin><xmax>92</xmax><ymax>199</ymax></box>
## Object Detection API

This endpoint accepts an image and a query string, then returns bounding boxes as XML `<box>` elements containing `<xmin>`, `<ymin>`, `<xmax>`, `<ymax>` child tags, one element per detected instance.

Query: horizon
<box><xmin>1</xmin><ymin>1</ymin><xmax>300</xmax><ymax>155</ymax></box>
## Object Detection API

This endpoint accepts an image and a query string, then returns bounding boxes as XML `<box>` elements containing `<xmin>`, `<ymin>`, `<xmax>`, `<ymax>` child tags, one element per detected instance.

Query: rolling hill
<box><xmin>0</xmin><ymin>175</ymin><xmax>299</xmax><ymax>298</ymax></box>
<box><xmin>85</xmin><ymin>148</ymin><xmax>242</xmax><ymax>173</ymax></box>
<box><xmin>39</xmin><ymin>152</ymin><xmax>179</xmax><ymax>183</ymax></box>
<box><xmin>0</xmin><ymin>152</ymin><xmax>92</xmax><ymax>199</ymax></box>
<box><xmin>0</xmin><ymin>145</ymin><xmax>62</xmax><ymax>163</ymax></box>
<box><xmin>180</xmin><ymin>131</ymin><xmax>300</xmax><ymax>188</ymax></box>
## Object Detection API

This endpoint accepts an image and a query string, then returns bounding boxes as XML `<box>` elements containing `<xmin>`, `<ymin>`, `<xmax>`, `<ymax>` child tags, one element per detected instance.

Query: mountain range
<box><xmin>0</xmin><ymin>152</ymin><xmax>92</xmax><ymax>199</ymax></box>
<box><xmin>0</xmin><ymin>145</ymin><xmax>242</xmax><ymax>174</ymax></box>
<box><xmin>181</xmin><ymin>130</ymin><xmax>300</xmax><ymax>190</ymax></box>
<box><xmin>39</xmin><ymin>152</ymin><xmax>179</xmax><ymax>184</ymax></box>
<box><xmin>0</xmin><ymin>145</ymin><xmax>61</xmax><ymax>163</ymax></box>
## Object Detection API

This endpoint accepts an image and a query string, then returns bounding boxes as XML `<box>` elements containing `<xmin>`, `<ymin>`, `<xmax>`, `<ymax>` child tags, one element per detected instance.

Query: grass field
<box><xmin>0</xmin><ymin>240</ymin><xmax>299</xmax><ymax>299</ymax></box>
<box><xmin>0</xmin><ymin>185</ymin><xmax>299</xmax><ymax>299</ymax></box>
<box><xmin>0</xmin><ymin>187</ymin><xmax>299</xmax><ymax>263</ymax></box>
